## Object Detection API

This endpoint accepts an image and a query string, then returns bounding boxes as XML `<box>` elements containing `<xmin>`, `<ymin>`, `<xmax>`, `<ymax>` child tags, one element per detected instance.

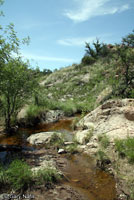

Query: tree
<box><xmin>122</xmin><ymin>30</ymin><xmax>134</xmax><ymax>47</ymax></box>
<box><xmin>114</xmin><ymin>30</ymin><xmax>134</xmax><ymax>97</ymax></box>
<box><xmin>85</xmin><ymin>39</ymin><xmax>110</xmax><ymax>60</ymax></box>
<box><xmin>0</xmin><ymin>1</ymin><xmax>36</xmax><ymax>133</ymax></box>
<box><xmin>0</xmin><ymin>58</ymin><xmax>37</xmax><ymax>133</ymax></box>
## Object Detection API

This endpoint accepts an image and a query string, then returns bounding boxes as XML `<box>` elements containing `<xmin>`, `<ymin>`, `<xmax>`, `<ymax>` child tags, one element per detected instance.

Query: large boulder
<box><xmin>27</xmin><ymin>132</ymin><xmax>62</xmax><ymax>145</ymax></box>
<box><xmin>76</xmin><ymin>99</ymin><xmax>134</xmax><ymax>143</ymax></box>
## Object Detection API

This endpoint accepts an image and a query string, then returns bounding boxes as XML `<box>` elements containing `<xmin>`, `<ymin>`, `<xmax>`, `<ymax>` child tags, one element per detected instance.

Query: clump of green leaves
<box><xmin>98</xmin><ymin>134</ymin><xmax>110</xmax><ymax>148</ymax></box>
<box><xmin>35</xmin><ymin>167</ymin><xmax>61</xmax><ymax>184</ymax></box>
<box><xmin>0</xmin><ymin>159</ymin><xmax>62</xmax><ymax>192</ymax></box>
<box><xmin>84</xmin><ymin>128</ymin><xmax>94</xmax><ymax>144</ymax></box>
<box><xmin>115</xmin><ymin>137</ymin><xmax>134</xmax><ymax>163</ymax></box>
<box><xmin>6</xmin><ymin>159</ymin><xmax>33</xmax><ymax>191</ymax></box>
<box><xmin>66</xmin><ymin>143</ymin><xmax>79</xmax><ymax>154</ymax></box>
<box><xmin>96</xmin><ymin>150</ymin><xmax>108</xmax><ymax>161</ymax></box>
<box><xmin>49</xmin><ymin>133</ymin><xmax>64</xmax><ymax>148</ymax></box>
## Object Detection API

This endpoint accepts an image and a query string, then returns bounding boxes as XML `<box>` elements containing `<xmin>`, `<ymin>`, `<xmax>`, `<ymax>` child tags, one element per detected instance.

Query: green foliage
<box><xmin>122</xmin><ymin>30</ymin><xmax>134</xmax><ymax>47</ymax></box>
<box><xmin>111</xmin><ymin>30</ymin><xmax>134</xmax><ymax>98</ymax></box>
<box><xmin>0</xmin><ymin>164</ymin><xmax>8</xmax><ymax>185</ymax></box>
<box><xmin>84</xmin><ymin>128</ymin><xmax>94</xmax><ymax>144</ymax></box>
<box><xmin>96</xmin><ymin>150</ymin><xmax>108</xmax><ymax>161</ymax></box>
<box><xmin>85</xmin><ymin>39</ymin><xmax>110</xmax><ymax>60</ymax></box>
<box><xmin>66</xmin><ymin>143</ymin><xmax>78</xmax><ymax>154</ymax></box>
<box><xmin>35</xmin><ymin>167</ymin><xmax>61</xmax><ymax>184</ymax></box>
<box><xmin>98</xmin><ymin>134</ymin><xmax>110</xmax><ymax>148</ymax></box>
<box><xmin>115</xmin><ymin>137</ymin><xmax>134</xmax><ymax>163</ymax></box>
<box><xmin>6</xmin><ymin>160</ymin><xmax>33</xmax><ymax>191</ymax></box>
<box><xmin>0</xmin><ymin>159</ymin><xmax>61</xmax><ymax>192</ymax></box>
<box><xmin>26</xmin><ymin>104</ymin><xmax>43</xmax><ymax>121</ymax></box>
<box><xmin>81</xmin><ymin>56</ymin><xmax>96</xmax><ymax>66</ymax></box>
<box><xmin>49</xmin><ymin>133</ymin><xmax>64</xmax><ymax>148</ymax></box>
<box><xmin>0</xmin><ymin>59</ymin><xmax>37</xmax><ymax>132</ymax></box>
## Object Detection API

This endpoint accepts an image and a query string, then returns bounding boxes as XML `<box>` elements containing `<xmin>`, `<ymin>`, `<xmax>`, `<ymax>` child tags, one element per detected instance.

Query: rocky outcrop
<box><xmin>27</xmin><ymin>132</ymin><xmax>62</xmax><ymax>145</ymax></box>
<box><xmin>18</xmin><ymin>108</ymin><xmax>64</xmax><ymax>127</ymax></box>
<box><xmin>75</xmin><ymin>99</ymin><xmax>134</xmax><ymax>200</ymax></box>
<box><xmin>76</xmin><ymin>99</ymin><xmax>134</xmax><ymax>144</ymax></box>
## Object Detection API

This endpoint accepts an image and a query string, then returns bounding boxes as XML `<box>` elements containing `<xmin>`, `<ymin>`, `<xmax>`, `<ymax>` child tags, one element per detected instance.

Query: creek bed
<box><xmin>0</xmin><ymin>118</ymin><xmax>117</xmax><ymax>199</ymax></box>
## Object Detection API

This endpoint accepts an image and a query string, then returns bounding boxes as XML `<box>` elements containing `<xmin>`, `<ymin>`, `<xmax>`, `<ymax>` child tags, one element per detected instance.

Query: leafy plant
<box><xmin>66</xmin><ymin>143</ymin><xmax>79</xmax><ymax>154</ymax></box>
<box><xmin>98</xmin><ymin>134</ymin><xmax>110</xmax><ymax>148</ymax></box>
<box><xmin>35</xmin><ymin>167</ymin><xmax>61</xmax><ymax>184</ymax></box>
<box><xmin>6</xmin><ymin>159</ymin><xmax>33</xmax><ymax>191</ymax></box>
<box><xmin>84</xmin><ymin>128</ymin><xmax>94</xmax><ymax>144</ymax></box>
<box><xmin>49</xmin><ymin>133</ymin><xmax>64</xmax><ymax>148</ymax></box>
<box><xmin>115</xmin><ymin>137</ymin><xmax>134</xmax><ymax>163</ymax></box>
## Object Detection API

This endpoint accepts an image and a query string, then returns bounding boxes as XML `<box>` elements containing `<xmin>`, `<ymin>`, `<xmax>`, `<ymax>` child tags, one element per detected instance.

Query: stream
<box><xmin>0</xmin><ymin>118</ymin><xmax>117</xmax><ymax>200</ymax></box>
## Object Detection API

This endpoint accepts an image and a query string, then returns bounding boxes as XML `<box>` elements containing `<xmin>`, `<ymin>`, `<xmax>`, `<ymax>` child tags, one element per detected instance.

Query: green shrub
<box><xmin>35</xmin><ymin>168</ymin><xmax>61</xmax><ymax>184</ymax></box>
<box><xmin>96</xmin><ymin>150</ymin><xmax>107</xmax><ymax>161</ymax></box>
<box><xmin>81</xmin><ymin>56</ymin><xmax>96</xmax><ymax>66</ymax></box>
<box><xmin>115</xmin><ymin>137</ymin><xmax>134</xmax><ymax>163</ymax></box>
<box><xmin>0</xmin><ymin>164</ymin><xmax>8</xmax><ymax>186</ymax></box>
<box><xmin>98</xmin><ymin>134</ymin><xmax>110</xmax><ymax>148</ymax></box>
<box><xmin>59</xmin><ymin>101</ymin><xmax>77</xmax><ymax>116</ymax></box>
<box><xmin>66</xmin><ymin>143</ymin><xmax>78</xmax><ymax>154</ymax></box>
<box><xmin>49</xmin><ymin>133</ymin><xmax>64</xmax><ymax>148</ymax></box>
<box><xmin>26</xmin><ymin>104</ymin><xmax>43</xmax><ymax>119</ymax></box>
<box><xmin>84</xmin><ymin>128</ymin><xmax>94</xmax><ymax>144</ymax></box>
<box><xmin>6</xmin><ymin>160</ymin><xmax>33</xmax><ymax>191</ymax></box>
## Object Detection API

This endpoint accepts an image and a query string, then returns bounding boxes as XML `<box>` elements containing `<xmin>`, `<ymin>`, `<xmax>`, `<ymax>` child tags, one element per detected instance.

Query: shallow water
<box><xmin>0</xmin><ymin>118</ymin><xmax>117</xmax><ymax>199</ymax></box>
<box><xmin>62</xmin><ymin>154</ymin><xmax>116</xmax><ymax>200</ymax></box>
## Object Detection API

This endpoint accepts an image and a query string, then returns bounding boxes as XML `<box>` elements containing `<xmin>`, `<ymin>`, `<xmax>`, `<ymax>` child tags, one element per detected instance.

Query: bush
<box><xmin>66</xmin><ymin>143</ymin><xmax>78</xmax><ymax>154</ymax></box>
<box><xmin>96</xmin><ymin>150</ymin><xmax>107</xmax><ymax>161</ymax></box>
<box><xmin>49</xmin><ymin>133</ymin><xmax>64</xmax><ymax>148</ymax></box>
<box><xmin>35</xmin><ymin>168</ymin><xmax>61</xmax><ymax>184</ymax></box>
<box><xmin>98</xmin><ymin>134</ymin><xmax>110</xmax><ymax>148</ymax></box>
<box><xmin>6</xmin><ymin>160</ymin><xmax>33</xmax><ymax>191</ymax></box>
<box><xmin>81</xmin><ymin>56</ymin><xmax>96</xmax><ymax>66</ymax></box>
<box><xmin>115</xmin><ymin>137</ymin><xmax>134</xmax><ymax>163</ymax></box>
<box><xmin>84</xmin><ymin>128</ymin><xmax>94</xmax><ymax>144</ymax></box>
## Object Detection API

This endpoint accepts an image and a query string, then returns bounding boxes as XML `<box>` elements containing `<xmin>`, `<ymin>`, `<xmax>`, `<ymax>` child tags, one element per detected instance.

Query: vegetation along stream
<box><xmin>0</xmin><ymin>118</ymin><xmax>117</xmax><ymax>200</ymax></box>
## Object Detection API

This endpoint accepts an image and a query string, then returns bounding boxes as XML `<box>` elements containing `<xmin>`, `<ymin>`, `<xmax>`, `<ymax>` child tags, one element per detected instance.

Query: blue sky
<box><xmin>1</xmin><ymin>0</ymin><xmax>134</xmax><ymax>71</ymax></box>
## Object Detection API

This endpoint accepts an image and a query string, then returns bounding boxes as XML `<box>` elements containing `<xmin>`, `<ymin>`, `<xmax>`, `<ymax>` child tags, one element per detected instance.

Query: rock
<box><xmin>76</xmin><ymin>99</ymin><xmax>134</xmax><ymax>143</ymax></box>
<box><xmin>87</xmin><ymin>142</ymin><xmax>98</xmax><ymax>148</ymax></box>
<box><xmin>45</xmin><ymin>110</ymin><xmax>64</xmax><ymax>123</ymax></box>
<box><xmin>75</xmin><ymin>130</ymin><xmax>90</xmax><ymax>144</ymax></box>
<box><xmin>64</xmin><ymin>142</ymin><xmax>74</xmax><ymax>145</ymax></box>
<box><xmin>124</xmin><ymin>108</ymin><xmax>134</xmax><ymax>121</ymax></box>
<box><xmin>96</xmin><ymin>86</ymin><xmax>112</xmax><ymax>104</ymax></box>
<box><xmin>58</xmin><ymin>149</ymin><xmax>66</xmax><ymax>154</ymax></box>
<box><xmin>0</xmin><ymin>194</ymin><xmax>8</xmax><ymax>200</ymax></box>
<box><xmin>27</xmin><ymin>132</ymin><xmax>62</xmax><ymax>145</ymax></box>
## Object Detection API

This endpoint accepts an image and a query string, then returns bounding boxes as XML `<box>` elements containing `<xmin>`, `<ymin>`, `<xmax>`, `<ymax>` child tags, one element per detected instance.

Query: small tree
<box><xmin>85</xmin><ymin>39</ymin><xmax>110</xmax><ymax>60</ymax></box>
<box><xmin>113</xmin><ymin>30</ymin><xmax>134</xmax><ymax>97</ymax></box>
<box><xmin>0</xmin><ymin>58</ymin><xmax>37</xmax><ymax>133</ymax></box>
<box><xmin>122</xmin><ymin>30</ymin><xmax>134</xmax><ymax>47</ymax></box>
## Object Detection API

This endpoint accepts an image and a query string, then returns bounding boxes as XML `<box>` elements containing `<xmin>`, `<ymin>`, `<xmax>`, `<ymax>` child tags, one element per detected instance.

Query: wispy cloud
<box><xmin>58</xmin><ymin>34</ymin><xmax>112</xmax><ymax>46</ymax></box>
<box><xmin>21</xmin><ymin>52</ymin><xmax>75</xmax><ymax>63</ymax></box>
<box><xmin>64</xmin><ymin>0</ymin><xmax>131</xmax><ymax>23</ymax></box>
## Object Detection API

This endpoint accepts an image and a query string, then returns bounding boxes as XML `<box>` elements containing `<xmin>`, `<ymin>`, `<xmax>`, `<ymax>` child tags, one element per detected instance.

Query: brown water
<box><xmin>62</xmin><ymin>154</ymin><xmax>116</xmax><ymax>200</ymax></box>
<box><xmin>0</xmin><ymin>118</ymin><xmax>117</xmax><ymax>199</ymax></box>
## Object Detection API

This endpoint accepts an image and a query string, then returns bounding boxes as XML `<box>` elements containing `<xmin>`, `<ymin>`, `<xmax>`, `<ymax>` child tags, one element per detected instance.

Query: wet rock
<box><xmin>58</xmin><ymin>149</ymin><xmax>66</xmax><ymax>154</ymax></box>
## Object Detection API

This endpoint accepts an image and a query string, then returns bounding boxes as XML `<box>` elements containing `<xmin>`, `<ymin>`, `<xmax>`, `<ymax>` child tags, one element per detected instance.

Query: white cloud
<box><xmin>58</xmin><ymin>36</ymin><xmax>95</xmax><ymax>46</ymax></box>
<box><xmin>64</xmin><ymin>0</ymin><xmax>130</xmax><ymax>22</ymax></box>
<box><xmin>58</xmin><ymin>34</ymin><xmax>112</xmax><ymax>46</ymax></box>
<box><xmin>21</xmin><ymin>52</ymin><xmax>75</xmax><ymax>63</ymax></box>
